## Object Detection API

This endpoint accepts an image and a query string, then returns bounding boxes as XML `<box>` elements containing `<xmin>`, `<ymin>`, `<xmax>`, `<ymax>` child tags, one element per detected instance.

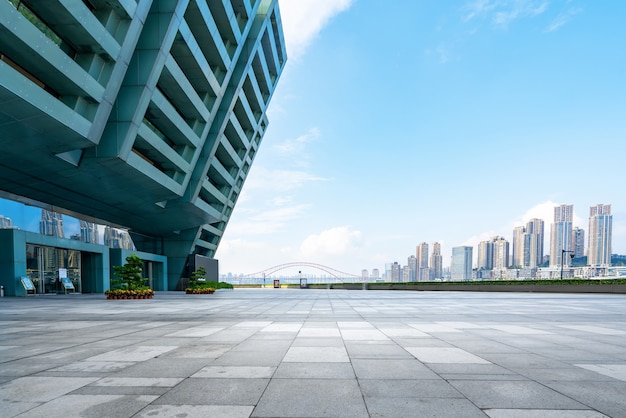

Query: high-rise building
<box><xmin>429</xmin><ymin>242</ymin><xmax>443</xmax><ymax>280</ymax></box>
<box><xmin>0</xmin><ymin>0</ymin><xmax>287</xmax><ymax>288</ymax></box>
<box><xmin>416</xmin><ymin>242</ymin><xmax>429</xmax><ymax>281</ymax></box>
<box><xmin>371</xmin><ymin>269</ymin><xmax>380</xmax><ymax>280</ymax></box>
<box><xmin>524</xmin><ymin>218</ymin><xmax>544</xmax><ymax>268</ymax></box>
<box><xmin>361</xmin><ymin>269</ymin><xmax>369</xmax><ymax>279</ymax></box>
<box><xmin>407</xmin><ymin>255</ymin><xmax>417</xmax><ymax>282</ymax></box>
<box><xmin>550</xmin><ymin>204</ymin><xmax>574</xmax><ymax>268</ymax></box>
<box><xmin>492</xmin><ymin>236</ymin><xmax>509</xmax><ymax>270</ymax></box>
<box><xmin>391</xmin><ymin>262</ymin><xmax>401</xmax><ymax>282</ymax></box>
<box><xmin>572</xmin><ymin>227</ymin><xmax>585</xmax><ymax>258</ymax></box>
<box><xmin>104</xmin><ymin>227</ymin><xmax>133</xmax><ymax>250</ymax></box>
<box><xmin>477</xmin><ymin>240</ymin><xmax>494</xmax><ymax>270</ymax></box>
<box><xmin>80</xmin><ymin>221</ymin><xmax>99</xmax><ymax>244</ymax></box>
<box><xmin>40</xmin><ymin>210</ymin><xmax>64</xmax><ymax>238</ymax></box>
<box><xmin>451</xmin><ymin>246</ymin><xmax>473</xmax><ymax>281</ymax></box>
<box><xmin>588</xmin><ymin>204</ymin><xmax>612</xmax><ymax>267</ymax></box>
<box><xmin>512</xmin><ymin>226</ymin><xmax>526</xmax><ymax>267</ymax></box>
<box><xmin>0</xmin><ymin>215</ymin><xmax>14</xmax><ymax>229</ymax></box>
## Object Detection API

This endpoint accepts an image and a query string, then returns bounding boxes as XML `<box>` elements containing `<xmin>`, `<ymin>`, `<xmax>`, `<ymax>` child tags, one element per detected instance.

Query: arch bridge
<box><xmin>239</xmin><ymin>262</ymin><xmax>362</xmax><ymax>284</ymax></box>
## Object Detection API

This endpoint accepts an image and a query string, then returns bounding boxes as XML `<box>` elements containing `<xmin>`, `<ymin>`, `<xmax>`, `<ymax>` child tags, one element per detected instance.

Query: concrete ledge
<box><xmin>363</xmin><ymin>283</ymin><xmax>626</xmax><ymax>294</ymax></box>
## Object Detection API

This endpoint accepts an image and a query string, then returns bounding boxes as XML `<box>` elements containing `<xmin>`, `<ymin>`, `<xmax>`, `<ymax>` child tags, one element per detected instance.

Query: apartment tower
<box><xmin>588</xmin><ymin>204</ymin><xmax>612</xmax><ymax>267</ymax></box>
<box><xmin>550</xmin><ymin>204</ymin><xmax>574</xmax><ymax>268</ymax></box>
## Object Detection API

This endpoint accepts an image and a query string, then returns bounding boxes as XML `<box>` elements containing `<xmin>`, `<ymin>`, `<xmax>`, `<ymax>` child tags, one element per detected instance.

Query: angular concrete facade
<box><xmin>0</xmin><ymin>0</ymin><xmax>287</xmax><ymax>288</ymax></box>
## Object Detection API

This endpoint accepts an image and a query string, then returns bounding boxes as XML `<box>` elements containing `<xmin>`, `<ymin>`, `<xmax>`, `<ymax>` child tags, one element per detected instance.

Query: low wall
<box><xmin>363</xmin><ymin>283</ymin><xmax>626</xmax><ymax>294</ymax></box>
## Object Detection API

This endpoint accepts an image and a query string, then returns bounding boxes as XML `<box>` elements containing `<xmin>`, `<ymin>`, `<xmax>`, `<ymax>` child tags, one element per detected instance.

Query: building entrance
<box><xmin>26</xmin><ymin>245</ymin><xmax>81</xmax><ymax>294</ymax></box>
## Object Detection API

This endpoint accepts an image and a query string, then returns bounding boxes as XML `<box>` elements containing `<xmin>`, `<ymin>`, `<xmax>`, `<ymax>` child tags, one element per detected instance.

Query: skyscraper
<box><xmin>0</xmin><ymin>215</ymin><xmax>14</xmax><ymax>229</ymax></box>
<box><xmin>104</xmin><ymin>227</ymin><xmax>134</xmax><ymax>250</ymax></box>
<box><xmin>477</xmin><ymin>240</ymin><xmax>494</xmax><ymax>270</ymax></box>
<box><xmin>512</xmin><ymin>226</ymin><xmax>525</xmax><ymax>268</ymax></box>
<box><xmin>451</xmin><ymin>246</ymin><xmax>473</xmax><ymax>281</ymax></box>
<box><xmin>550</xmin><ymin>204</ymin><xmax>574</xmax><ymax>268</ymax></box>
<box><xmin>407</xmin><ymin>255</ymin><xmax>417</xmax><ymax>282</ymax></box>
<box><xmin>588</xmin><ymin>204</ymin><xmax>612</xmax><ymax>267</ymax></box>
<box><xmin>492</xmin><ymin>236</ymin><xmax>509</xmax><ymax>270</ymax></box>
<box><xmin>430</xmin><ymin>242</ymin><xmax>443</xmax><ymax>280</ymax></box>
<box><xmin>572</xmin><ymin>227</ymin><xmax>585</xmax><ymax>258</ymax></box>
<box><xmin>524</xmin><ymin>218</ymin><xmax>544</xmax><ymax>268</ymax></box>
<box><xmin>40</xmin><ymin>210</ymin><xmax>64</xmax><ymax>238</ymax></box>
<box><xmin>416</xmin><ymin>242</ymin><xmax>429</xmax><ymax>281</ymax></box>
<box><xmin>80</xmin><ymin>221</ymin><xmax>99</xmax><ymax>244</ymax></box>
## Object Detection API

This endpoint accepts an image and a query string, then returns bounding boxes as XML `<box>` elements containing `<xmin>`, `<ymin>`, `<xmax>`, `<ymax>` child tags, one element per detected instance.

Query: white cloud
<box><xmin>545</xmin><ymin>6</ymin><xmax>582</xmax><ymax>32</ymax></box>
<box><xmin>244</xmin><ymin>166</ymin><xmax>329</xmax><ymax>193</ymax></box>
<box><xmin>300</xmin><ymin>226</ymin><xmax>363</xmax><ymax>257</ymax></box>
<box><xmin>278</xmin><ymin>0</ymin><xmax>355</xmax><ymax>59</ymax></box>
<box><xmin>463</xmin><ymin>0</ymin><xmax>550</xmax><ymax>28</ymax></box>
<box><xmin>227</xmin><ymin>204</ymin><xmax>310</xmax><ymax>235</ymax></box>
<box><xmin>515</xmin><ymin>200</ymin><xmax>584</xmax><ymax>228</ymax></box>
<box><xmin>273</xmin><ymin>127</ymin><xmax>320</xmax><ymax>155</ymax></box>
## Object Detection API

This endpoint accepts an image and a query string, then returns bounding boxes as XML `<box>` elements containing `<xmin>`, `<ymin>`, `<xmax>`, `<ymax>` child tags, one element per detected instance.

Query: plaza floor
<box><xmin>1</xmin><ymin>289</ymin><xmax>625</xmax><ymax>417</ymax></box>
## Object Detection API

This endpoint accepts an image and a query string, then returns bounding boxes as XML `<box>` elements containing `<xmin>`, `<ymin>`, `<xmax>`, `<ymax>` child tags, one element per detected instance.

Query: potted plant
<box><xmin>106</xmin><ymin>254</ymin><xmax>154</xmax><ymax>299</ymax></box>
<box><xmin>185</xmin><ymin>267</ymin><xmax>216</xmax><ymax>294</ymax></box>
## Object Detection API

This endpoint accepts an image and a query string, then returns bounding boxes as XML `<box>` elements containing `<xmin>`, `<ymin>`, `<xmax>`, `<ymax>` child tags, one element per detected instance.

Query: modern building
<box><xmin>429</xmin><ymin>242</ymin><xmax>442</xmax><ymax>280</ymax></box>
<box><xmin>550</xmin><ymin>204</ymin><xmax>574</xmax><ymax>268</ymax></box>
<box><xmin>492</xmin><ymin>236</ymin><xmax>509</xmax><ymax>270</ymax></box>
<box><xmin>451</xmin><ymin>246</ymin><xmax>473</xmax><ymax>281</ymax></box>
<box><xmin>477</xmin><ymin>240</ymin><xmax>494</xmax><ymax>270</ymax></box>
<box><xmin>572</xmin><ymin>227</ymin><xmax>585</xmax><ymax>258</ymax></box>
<box><xmin>512</xmin><ymin>225</ymin><xmax>525</xmax><ymax>268</ymax></box>
<box><xmin>79</xmin><ymin>220</ymin><xmax>99</xmax><ymax>244</ymax></box>
<box><xmin>407</xmin><ymin>255</ymin><xmax>417</xmax><ymax>282</ymax></box>
<box><xmin>0</xmin><ymin>215</ymin><xmax>14</xmax><ymax>229</ymax></box>
<box><xmin>524</xmin><ymin>218</ymin><xmax>544</xmax><ymax>268</ymax></box>
<box><xmin>40</xmin><ymin>210</ymin><xmax>64</xmax><ymax>238</ymax></box>
<box><xmin>416</xmin><ymin>242</ymin><xmax>428</xmax><ymax>281</ymax></box>
<box><xmin>0</xmin><ymin>0</ymin><xmax>287</xmax><ymax>295</ymax></box>
<box><xmin>588</xmin><ymin>204</ymin><xmax>612</xmax><ymax>267</ymax></box>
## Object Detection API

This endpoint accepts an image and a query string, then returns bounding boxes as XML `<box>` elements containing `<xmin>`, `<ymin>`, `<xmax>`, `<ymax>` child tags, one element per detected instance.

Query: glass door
<box><xmin>25</xmin><ymin>245</ymin><xmax>82</xmax><ymax>294</ymax></box>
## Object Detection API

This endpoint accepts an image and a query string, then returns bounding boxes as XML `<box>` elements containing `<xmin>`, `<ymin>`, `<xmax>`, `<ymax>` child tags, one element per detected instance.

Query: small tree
<box><xmin>189</xmin><ymin>266</ymin><xmax>207</xmax><ymax>289</ymax></box>
<box><xmin>112</xmin><ymin>254</ymin><xmax>147</xmax><ymax>290</ymax></box>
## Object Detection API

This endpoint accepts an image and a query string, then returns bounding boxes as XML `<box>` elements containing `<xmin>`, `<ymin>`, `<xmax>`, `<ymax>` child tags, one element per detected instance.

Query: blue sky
<box><xmin>216</xmin><ymin>0</ymin><xmax>626</xmax><ymax>276</ymax></box>
<box><xmin>1</xmin><ymin>1</ymin><xmax>624</xmax><ymax>278</ymax></box>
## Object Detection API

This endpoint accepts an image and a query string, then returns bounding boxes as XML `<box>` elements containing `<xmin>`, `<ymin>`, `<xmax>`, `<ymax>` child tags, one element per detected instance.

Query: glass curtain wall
<box><xmin>26</xmin><ymin>245</ymin><xmax>81</xmax><ymax>293</ymax></box>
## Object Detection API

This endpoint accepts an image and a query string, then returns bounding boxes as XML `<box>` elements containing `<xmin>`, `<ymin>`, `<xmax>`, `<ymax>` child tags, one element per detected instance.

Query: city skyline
<box><xmin>375</xmin><ymin>202</ymin><xmax>615</xmax><ymax>281</ymax></box>
<box><xmin>214</xmin><ymin>1</ymin><xmax>626</xmax><ymax>276</ymax></box>
<box><xmin>0</xmin><ymin>200</ymin><xmax>619</xmax><ymax>277</ymax></box>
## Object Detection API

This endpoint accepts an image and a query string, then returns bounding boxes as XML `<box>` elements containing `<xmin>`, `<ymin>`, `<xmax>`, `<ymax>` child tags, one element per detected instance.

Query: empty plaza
<box><xmin>1</xmin><ymin>289</ymin><xmax>625</xmax><ymax>417</ymax></box>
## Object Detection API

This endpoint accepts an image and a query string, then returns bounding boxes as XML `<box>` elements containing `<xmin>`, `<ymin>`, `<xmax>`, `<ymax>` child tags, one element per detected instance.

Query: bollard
<box><xmin>0</xmin><ymin>286</ymin><xmax>4</xmax><ymax>297</ymax></box>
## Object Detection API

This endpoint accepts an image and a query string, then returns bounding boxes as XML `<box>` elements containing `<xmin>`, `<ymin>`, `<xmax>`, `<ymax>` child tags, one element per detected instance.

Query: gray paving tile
<box><xmin>484</xmin><ymin>409</ymin><xmax>609</xmax><ymax>418</ymax></box>
<box><xmin>158</xmin><ymin>343</ymin><xmax>233</xmax><ymax>358</ymax></box>
<box><xmin>0</xmin><ymin>376</ymin><xmax>99</xmax><ymax>402</ymax></box>
<box><xmin>345</xmin><ymin>342</ymin><xmax>413</xmax><ymax>359</ymax></box>
<box><xmin>1</xmin><ymin>290</ymin><xmax>624</xmax><ymax>417</ymax></box>
<box><xmin>283</xmin><ymin>346</ymin><xmax>349</xmax><ymax>362</ymax></box>
<box><xmin>449</xmin><ymin>380</ymin><xmax>588</xmax><ymax>409</ymax></box>
<box><xmin>252</xmin><ymin>379</ymin><xmax>368</xmax><ymax>417</ymax></box>
<box><xmin>364</xmin><ymin>397</ymin><xmax>486</xmax><ymax>418</ymax></box>
<box><xmin>544</xmin><ymin>380</ymin><xmax>626</xmax><ymax>418</ymax></box>
<box><xmin>351</xmin><ymin>359</ymin><xmax>441</xmax><ymax>380</ymax></box>
<box><xmin>191</xmin><ymin>365</ymin><xmax>275</xmax><ymax>378</ymax></box>
<box><xmin>274</xmin><ymin>362</ymin><xmax>355</xmax><ymax>379</ymax></box>
<box><xmin>10</xmin><ymin>394</ymin><xmax>158</xmax><ymax>418</ymax></box>
<box><xmin>359</xmin><ymin>379</ymin><xmax>463</xmax><ymax>398</ymax></box>
<box><xmin>406</xmin><ymin>347</ymin><xmax>491</xmax><ymax>364</ymax></box>
<box><xmin>153</xmin><ymin>378</ymin><xmax>269</xmax><ymax>405</ymax></box>
<box><xmin>135</xmin><ymin>404</ymin><xmax>255</xmax><ymax>417</ymax></box>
